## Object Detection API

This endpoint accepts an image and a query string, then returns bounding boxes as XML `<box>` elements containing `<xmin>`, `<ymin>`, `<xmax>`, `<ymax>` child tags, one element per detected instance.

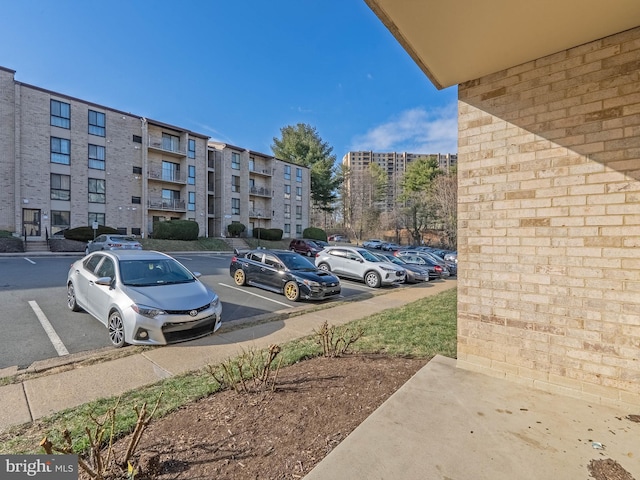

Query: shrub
<box><xmin>153</xmin><ymin>220</ymin><xmax>199</xmax><ymax>240</ymax></box>
<box><xmin>0</xmin><ymin>236</ymin><xmax>23</xmax><ymax>253</ymax></box>
<box><xmin>253</xmin><ymin>228</ymin><xmax>283</xmax><ymax>241</ymax></box>
<box><xmin>0</xmin><ymin>230</ymin><xmax>13</xmax><ymax>238</ymax></box>
<box><xmin>64</xmin><ymin>226</ymin><xmax>119</xmax><ymax>242</ymax></box>
<box><xmin>302</xmin><ymin>227</ymin><xmax>327</xmax><ymax>242</ymax></box>
<box><xmin>227</xmin><ymin>223</ymin><xmax>246</xmax><ymax>237</ymax></box>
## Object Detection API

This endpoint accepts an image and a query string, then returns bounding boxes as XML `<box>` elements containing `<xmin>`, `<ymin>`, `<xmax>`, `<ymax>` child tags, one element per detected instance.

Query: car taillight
<box><xmin>435</xmin><ymin>265</ymin><xmax>442</xmax><ymax>272</ymax></box>
<box><xmin>231</xmin><ymin>256</ymin><xmax>237</xmax><ymax>262</ymax></box>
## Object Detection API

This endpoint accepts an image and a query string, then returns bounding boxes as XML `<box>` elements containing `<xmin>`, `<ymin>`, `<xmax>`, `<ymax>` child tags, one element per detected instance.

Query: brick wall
<box><xmin>457</xmin><ymin>27</ymin><xmax>640</xmax><ymax>407</ymax></box>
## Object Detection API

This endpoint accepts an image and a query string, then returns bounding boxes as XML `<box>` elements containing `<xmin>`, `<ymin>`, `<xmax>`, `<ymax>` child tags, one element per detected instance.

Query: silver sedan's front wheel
<box><xmin>67</xmin><ymin>283</ymin><xmax>81</xmax><ymax>312</ymax></box>
<box><xmin>108</xmin><ymin>311</ymin><xmax>126</xmax><ymax>348</ymax></box>
<box><xmin>364</xmin><ymin>271</ymin><xmax>381</xmax><ymax>288</ymax></box>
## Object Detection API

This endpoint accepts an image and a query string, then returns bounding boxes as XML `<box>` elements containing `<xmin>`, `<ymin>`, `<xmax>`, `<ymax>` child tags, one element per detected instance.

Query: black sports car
<box><xmin>229</xmin><ymin>249</ymin><xmax>341</xmax><ymax>301</ymax></box>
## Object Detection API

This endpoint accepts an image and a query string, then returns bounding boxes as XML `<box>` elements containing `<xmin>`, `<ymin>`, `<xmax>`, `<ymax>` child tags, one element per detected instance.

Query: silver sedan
<box><xmin>67</xmin><ymin>250</ymin><xmax>222</xmax><ymax>347</ymax></box>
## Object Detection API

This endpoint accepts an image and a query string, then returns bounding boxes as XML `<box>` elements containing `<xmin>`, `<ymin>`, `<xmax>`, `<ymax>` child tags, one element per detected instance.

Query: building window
<box><xmin>188</xmin><ymin>192</ymin><xmax>196</xmax><ymax>211</ymax></box>
<box><xmin>132</xmin><ymin>196</ymin><xmax>141</xmax><ymax>204</ymax></box>
<box><xmin>284</xmin><ymin>165</ymin><xmax>291</xmax><ymax>180</ymax></box>
<box><xmin>249</xmin><ymin>158</ymin><xmax>255</xmax><ymax>171</ymax></box>
<box><xmin>296</xmin><ymin>167</ymin><xmax>302</xmax><ymax>182</ymax></box>
<box><xmin>132</xmin><ymin>166</ymin><xmax>142</xmax><ymax>175</ymax></box>
<box><xmin>231</xmin><ymin>175</ymin><xmax>240</xmax><ymax>192</ymax></box>
<box><xmin>50</xmin><ymin>174</ymin><xmax>71</xmax><ymax>201</ymax></box>
<box><xmin>162</xmin><ymin>133</ymin><xmax>180</xmax><ymax>152</ymax></box>
<box><xmin>51</xmin><ymin>100</ymin><xmax>70</xmax><ymax>129</ymax></box>
<box><xmin>88</xmin><ymin>212</ymin><xmax>105</xmax><ymax>226</ymax></box>
<box><xmin>132</xmin><ymin>135</ymin><xmax>142</xmax><ymax>143</ymax></box>
<box><xmin>296</xmin><ymin>224</ymin><xmax>302</xmax><ymax>235</ymax></box>
<box><xmin>88</xmin><ymin>110</ymin><xmax>105</xmax><ymax>136</ymax></box>
<box><xmin>188</xmin><ymin>139</ymin><xmax>196</xmax><ymax>159</ymax></box>
<box><xmin>51</xmin><ymin>210</ymin><xmax>70</xmax><ymax>234</ymax></box>
<box><xmin>188</xmin><ymin>165</ymin><xmax>195</xmax><ymax>185</ymax></box>
<box><xmin>88</xmin><ymin>144</ymin><xmax>106</xmax><ymax>170</ymax></box>
<box><xmin>296</xmin><ymin>205</ymin><xmax>302</xmax><ymax>220</ymax></box>
<box><xmin>296</xmin><ymin>186</ymin><xmax>302</xmax><ymax>200</ymax></box>
<box><xmin>284</xmin><ymin>223</ymin><xmax>290</xmax><ymax>234</ymax></box>
<box><xmin>231</xmin><ymin>152</ymin><xmax>240</xmax><ymax>170</ymax></box>
<box><xmin>284</xmin><ymin>184</ymin><xmax>291</xmax><ymax>199</ymax></box>
<box><xmin>88</xmin><ymin>178</ymin><xmax>106</xmax><ymax>203</ymax></box>
<box><xmin>131</xmin><ymin>227</ymin><xmax>141</xmax><ymax>236</ymax></box>
<box><xmin>161</xmin><ymin>189</ymin><xmax>180</xmax><ymax>209</ymax></box>
<box><xmin>162</xmin><ymin>161</ymin><xmax>180</xmax><ymax>181</ymax></box>
<box><xmin>51</xmin><ymin>137</ymin><xmax>71</xmax><ymax>165</ymax></box>
<box><xmin>231</xmin><ymin>198</ymin><xmax>240</xmax><ymax>215</ymax></box>
<box><xmin>284</xmin><ymin>204</ymin><xmax>291</xmax><ymax>219</ymax></box>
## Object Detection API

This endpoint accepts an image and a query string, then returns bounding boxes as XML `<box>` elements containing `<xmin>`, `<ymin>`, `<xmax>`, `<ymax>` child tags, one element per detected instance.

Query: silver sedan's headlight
<box><xmin>210</xmin><ymin>295</ymin><xmax>220</xmax><ymax>308</ymax></box>
<box><xmin>131</xmin><ymin>304</ymin><xmax>166</xmax><ymax>318</ymax></box>
<box><xmin>379</xmin><ymin>266</ymin><xmax>396</xmax><ymax>272</ymax></box>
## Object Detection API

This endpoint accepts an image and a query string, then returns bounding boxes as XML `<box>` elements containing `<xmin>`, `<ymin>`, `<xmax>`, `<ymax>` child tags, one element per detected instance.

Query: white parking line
<box><xmin>23</xmin><ymin>257</ymin><xmax>36</xmax><ymax>265</ymax></box>
<box><xmin>28</xmin><ymin>300</ymin><xmax>69</xmax><ymax>356</ymax></box>
<box><xmin>173</xmin><ymin>256</ymin><xmax>193</xmax><ymax>261</ymax></box>
<box><xmin>217</xmin><ymin>283</ymin><xmax>293</xmax><ymax>308</ymax></box>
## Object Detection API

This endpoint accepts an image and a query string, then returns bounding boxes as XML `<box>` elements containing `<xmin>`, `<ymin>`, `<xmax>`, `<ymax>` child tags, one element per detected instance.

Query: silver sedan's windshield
<box><xmin>119</xmin><ymin>259</ymin><xmax>195</xmax><ymax>286</ymax></box>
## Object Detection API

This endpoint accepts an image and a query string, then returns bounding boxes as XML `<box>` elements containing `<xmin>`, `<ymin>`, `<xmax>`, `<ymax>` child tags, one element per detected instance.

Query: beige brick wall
<box><xmin>457</xmin><ymin>27</ymin><xmax>640</xmax><ymax>407</ymax></box>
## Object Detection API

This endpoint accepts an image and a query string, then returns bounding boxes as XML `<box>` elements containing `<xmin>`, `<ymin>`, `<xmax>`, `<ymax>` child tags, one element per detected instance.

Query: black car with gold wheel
<box><xmin>229</xmin><ymin>249</ymin><xmax>341</xmax><ymax>302</ymax></box>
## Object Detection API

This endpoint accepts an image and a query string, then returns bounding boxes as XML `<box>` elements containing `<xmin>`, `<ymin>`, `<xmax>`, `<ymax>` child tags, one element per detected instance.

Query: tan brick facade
<box><xmin>457</xmin><ymin>27</ymin><xmax>640</xmax><ymax>407</ymax></box>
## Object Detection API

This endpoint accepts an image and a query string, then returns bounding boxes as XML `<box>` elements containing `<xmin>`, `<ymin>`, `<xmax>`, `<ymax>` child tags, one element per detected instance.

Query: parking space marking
<box><xmin>24</xmin><ymin>257</ymin><xmax>36</xmax><ymax>265</ymax></box>
<box><xmin>217</xmin><ymin>283</ymin><xmax>293</xmax><ymax>308</ymax></box>
<box><xmin>28</xmin><ymin>300</ymin><xmax>69</xmax><ymax>356</ymax></box>
<box><xmin>173</xmin><ymin>256</ymin><xmax>193</xmax><ymax>261</ymax></box>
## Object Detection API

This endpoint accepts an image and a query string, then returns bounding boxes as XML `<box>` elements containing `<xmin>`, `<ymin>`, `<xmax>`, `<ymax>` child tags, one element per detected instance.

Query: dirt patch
<box><xmin>81</xmin><ymin>354</ymin><xmax>428</xmax><ymax>479</ymax></box>
<box><xmin>589</xmin><ymin>459</ymin><xmax>635</xmax><ymax>480</ymax></box>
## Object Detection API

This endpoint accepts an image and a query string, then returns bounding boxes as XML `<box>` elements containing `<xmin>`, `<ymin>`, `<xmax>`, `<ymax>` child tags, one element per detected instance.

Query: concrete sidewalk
<box><xmin>0</xmin><ymin>279</ymin><xmax>456</xmax><ymax>432</ymax></box>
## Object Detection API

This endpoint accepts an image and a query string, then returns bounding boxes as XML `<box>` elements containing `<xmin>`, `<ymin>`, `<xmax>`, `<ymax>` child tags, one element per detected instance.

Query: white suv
<box><xmin>315</xmin><ymin>246</ymin><xmax>405</xmax><ymax>288</ymax></box>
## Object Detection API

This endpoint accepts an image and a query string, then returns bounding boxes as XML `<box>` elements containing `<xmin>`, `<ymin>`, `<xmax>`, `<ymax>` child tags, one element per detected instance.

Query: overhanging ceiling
<box><xmin>365</xmin><ymin>0</ymin><xmax>640</xmax><ymax>90</ymax></box>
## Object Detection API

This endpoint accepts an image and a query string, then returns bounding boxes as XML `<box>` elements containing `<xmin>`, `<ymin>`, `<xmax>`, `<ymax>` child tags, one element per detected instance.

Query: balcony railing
<box><xmin>249</xmin><ymin>166</ymin><xmax>273</xmax><ymax>176</ymax></box>
<box><xmin>148</xmin><ymin>169</ymin><xmax>186</xmax><ymax>184</ymax></box>
<box><xmin>249</xmin><ymin>186</ymin><xmax>271</xmax><ymax>197</ymax></box>
<box><xmin>249</xmin><ymin>209</ymin><xmax>271</xmax><ymax>219</ymax></box>
<box><xmin>148</xmin><ymin>198</ymin><xmax>186</xmax><ymax>211</ymax></box>
<box><xmin>148</xmin><ymin>136</ymin><xmax>186</xmax><ymax>156</ymax></box>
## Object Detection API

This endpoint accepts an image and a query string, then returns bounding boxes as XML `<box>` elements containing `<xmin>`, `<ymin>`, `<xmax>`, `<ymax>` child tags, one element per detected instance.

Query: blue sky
<box><xmin>1</xmin><ymin>0</ymin><xmax>458</xmax><ymax>160</ymax></box>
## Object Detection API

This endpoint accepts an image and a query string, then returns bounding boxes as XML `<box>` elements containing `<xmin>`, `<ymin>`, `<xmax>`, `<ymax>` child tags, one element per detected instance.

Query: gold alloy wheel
<box><xmin>284</xmin><ymin>281</ymin><xmax>300</xmax><ymax>301</ymax></box>
<box><xmin>234</xmin><ymin>269</ymin><xmax>246</xmax><ymax>286</ymax></box>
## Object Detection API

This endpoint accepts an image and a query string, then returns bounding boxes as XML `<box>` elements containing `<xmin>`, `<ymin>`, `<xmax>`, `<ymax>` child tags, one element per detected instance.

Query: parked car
<box><xmin>396</xmin><ymin>248</ymin><xmax>457</xmax><ymax>276</ymax></box>
<box><xmin>396</xmin><ymin>253</ymin><xmax>450</xmax><ymax>279</ymax></box>
<box><xmin>86</xmin><ymin>234</ymin><xmax>142</xmax><ymax>255</ymax></box>
<box><xmin>67</xmin><ymin>250</ymin><xmax>222</xmax><ymax>347</ymax></box>
<box><xmin>363</xmin><ymin>239</ymin><xmax>384</xmax><ymax>249</ymax></box>
<box><xmin>289</xmin><ymin>239</ymin><xmax>324</xmax><ymax>257</ymax></box>
<box><xmin>315</xmin><ymin>246</ymin><xmax>405</xmax><ymax>288</ymax></box>
<box><xmin>381</xmin><ymin>242</ymin><xmax>402</xmax><ymax>252</ymax></box>
<box><xmin>328</xmin><ymin>235</ymin><xmax>348</xmax><ymax>242</ymax></box>
<box><xmin>230</xmin><ymin>249</ymin><xmax>341</xmax><ymax>301</ymax></box>
<box><xmin>373</xmin><ymin>252</ymin><xmax>430</xmax><ymax>283</ymax></box>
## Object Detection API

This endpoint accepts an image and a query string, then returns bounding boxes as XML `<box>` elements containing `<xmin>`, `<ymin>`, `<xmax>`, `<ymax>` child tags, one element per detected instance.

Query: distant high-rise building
<box><xmin>341</xmin><ymin>151</ymin><xmax>457</xmax><ymax>212</ymax></box>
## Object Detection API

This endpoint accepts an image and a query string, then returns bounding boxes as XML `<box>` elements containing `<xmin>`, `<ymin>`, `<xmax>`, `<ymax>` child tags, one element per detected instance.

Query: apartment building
<box><xmin>208</xmin><ymin>142</ymin><xmax>311</xmax><ymax>238</ymax></box>
<box><xmin>0</xmin><ymin>66</ymin><xmax>311</xmax><ymax>243</ymax></box>
<box><xmin>342</xmin><ymin>151</ymin><xmax>457</xmax><ymax>211</ymax></box>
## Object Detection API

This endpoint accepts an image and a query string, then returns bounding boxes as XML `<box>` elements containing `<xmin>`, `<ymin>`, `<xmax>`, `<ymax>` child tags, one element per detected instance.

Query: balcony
<box><xmin>148</xmin><ymin>169</ymin><xmax>186</xmax><ymax>184</ymax></box>
<box><xmin>148</xmin><ymin>198</ymin><xmax>186</xmax><ymax>212</ymax></box>
<box><xmin>148</xmin><ymin>136</ymin><xmax>186</xmax><ymax>157</ymax></box>
<box><xmin>249</xmin><ymin>209</ymin><xmax>271</xmax><ymax>219</ymax></box>
<box><xmin>249</xmin><ymin>166</ymin><xmax>273</xmax><ymax>177</ymax></box>
<box><xmin>249</xmin><ymin>186</ymin><xmax>271</xmax><ymax>197</ymax></box>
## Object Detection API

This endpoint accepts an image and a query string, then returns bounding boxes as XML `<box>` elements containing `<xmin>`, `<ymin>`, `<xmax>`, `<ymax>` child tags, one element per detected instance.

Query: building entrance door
<box><xmin>23</xmin><ymin>209</ymin><xmax>41</xmax><ymax>237</ymax></box>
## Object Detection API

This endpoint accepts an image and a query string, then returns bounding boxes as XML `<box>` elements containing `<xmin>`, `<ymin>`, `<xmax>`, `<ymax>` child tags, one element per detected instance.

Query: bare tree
<box><xmin>431</xmin><ymin>172</ymin><xmax>457</xmax><ymax>248</ymax></box>
<box><xmin>340</xmin><ymin>163</ymin><xmax>386</xmax><ymax>244</ymax></box>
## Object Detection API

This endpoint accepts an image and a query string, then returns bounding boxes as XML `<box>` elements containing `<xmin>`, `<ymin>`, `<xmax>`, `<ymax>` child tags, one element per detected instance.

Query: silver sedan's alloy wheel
<box><xmin>284</xmin><ymin>281</ymin><xmax>300</xmax><ymax>301</ymax></box>
<box><xmin>318</xmin><ymin>263</ymin><xmax>330</xmax><ymax>272</ymax></box>
<box><xmin>365</xmin><ymin>271</ymin><xmax>381</xmax><ymax>288</ymax></box>
<box><xmin>108</xmin><ymin>311</ymin><xmax>126</xmax><ymax>348</ymax></box>
<box><xmin>67</xmin><ymin>283</ymin><xmax>81</xmax><ymax>312</ymax></box>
